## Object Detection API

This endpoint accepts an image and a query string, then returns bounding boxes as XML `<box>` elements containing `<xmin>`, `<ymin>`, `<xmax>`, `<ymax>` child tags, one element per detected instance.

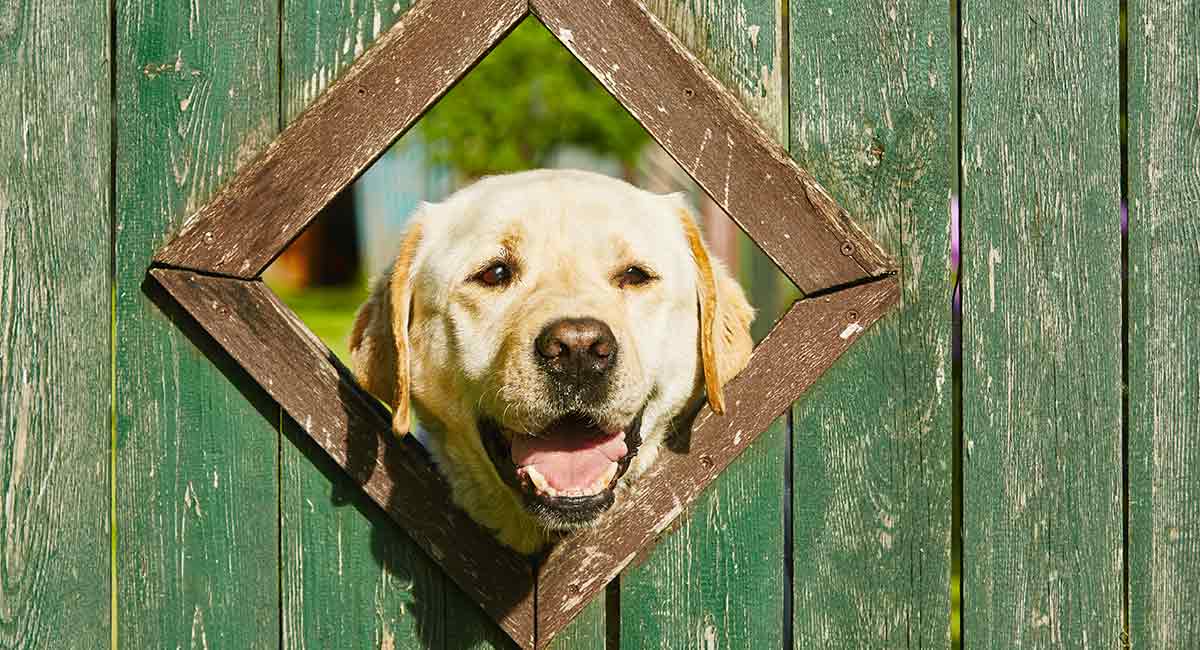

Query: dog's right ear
<box><xmin>349</xmin><ymin>221</ymin><xmax>423</xmax><ymax>435</ymax></box>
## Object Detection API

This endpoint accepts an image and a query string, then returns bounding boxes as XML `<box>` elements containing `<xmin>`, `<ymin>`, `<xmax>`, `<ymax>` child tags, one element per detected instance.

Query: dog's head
<box><xmin>350</xmin><ymin>170</ymin><xmax>753</xmax><ymax>553</ymax></box>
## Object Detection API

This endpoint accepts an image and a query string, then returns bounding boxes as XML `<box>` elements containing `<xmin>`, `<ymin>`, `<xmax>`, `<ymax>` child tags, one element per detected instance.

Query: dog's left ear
<box><xmin>349</xmin><ymin>221</ymin><xmax>423</xmax><ymax>435</ymax></box>
<box><xmin>678</xmin><ymin>208</ymin><xmax>755</xmax><ymax>415</ymax></box>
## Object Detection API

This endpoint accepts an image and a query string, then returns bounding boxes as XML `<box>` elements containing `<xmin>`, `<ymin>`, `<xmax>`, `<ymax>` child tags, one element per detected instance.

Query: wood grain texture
<box><xmin>641</xmin><ymin>0</ymin><xmax>786</xmax><ymax>143</ymax></box>
<box><xmin>153</xmin><ymin>0</ymin><xmax>526</xmax><ymax>277</ymax></box>
<box><xmin>278</xmin><ymin>2</ymin><xmax>507</xmax><ymax>648</ymax></box>
<box><xmin>788</xmin><ymin>0</ymin><xmax>953</xmax><ymax>645</ymax></box>
<box><xmin>140</xmin><ymin>2</ymin><xmax>904</xmax><ymax>644</ymax></box>
<box><xmin>1127</xmin><ymin>2</ymin><xmax>1200</xmax><ymax>647</ymax></box>
<box><xmin>620</xmin><ymin>418</ymin><xmax>786</xmax><ymax>649</ymax></box>
<box><xmin>281</xmin><ymin>0</ymin><xmax>411</xmax><ymax>125</ymax></box>
<box><xmin>151</xmin><ymin>270</ymin><xmax>537</xmax><ymax>648</ymax></box>
<box><xmin>542</xmin><ymin>598</ymin><xmax>605</xmax><ymax>650</ymax></box>
<box><xmin>618</xmin><ymin>3</ymin><xmax>786</xmax><ymax>648</ymax></box>
<box><xmin>532</xmin><ymin>0</ymin><xmax>893</xmax><ymax>294</ymax></box>
<box><xmin>113</xmin><ymin>1</ymin><xmax>283</xmax><ymax>647</ymax></box>
<box><xmin>536</xmin><ymin>278</ymin><xmax>900</xmax><ymax>647</ymax></box>
<box><xmin>0</xmin><ymin>1</ymin><xmax>111</xmax><ymax>646</ymax></box>
<box><xmin>152</xmin><ymin>271</ymin><xmax>895</xmax><ymax>649</ymax></box>
<box><xmin>282</xmin><ymin>416</ymin><xmax>520</xmax><ymax>650</ymax></box>
<box><xmin>960</xmin><ymin>2</ymin><xmax>1122</xmax><ymax>647</ymax></box>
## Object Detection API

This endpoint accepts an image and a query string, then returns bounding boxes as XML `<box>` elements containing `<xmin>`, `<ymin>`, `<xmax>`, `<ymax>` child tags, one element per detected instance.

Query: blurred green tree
<box><xmin>419</xmin><ymin>18</ymin><xmax>650</xmax><ymax>177</ymax></box>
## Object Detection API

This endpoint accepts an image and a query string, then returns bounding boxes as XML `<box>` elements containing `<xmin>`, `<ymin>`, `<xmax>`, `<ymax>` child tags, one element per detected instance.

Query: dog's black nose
<box><xmin>535</xmin><ymin>317</ymin><xmax>617</xmax><ymax>379</ymax></box>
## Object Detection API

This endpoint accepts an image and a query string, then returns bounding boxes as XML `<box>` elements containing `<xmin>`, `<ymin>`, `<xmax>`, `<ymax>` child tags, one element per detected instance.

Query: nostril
<box><xmin>591</xmin><ymin>339</ymin><xmax>613</xmax><ymax>359</ymax></box>
<box><xmin>538</xmin><ymin>339</ymin><xmax>561</xmax><ymax>359</ymax></box>
<box><xmin>536</xmin><ymin>334</ymin><xmax>564</xmax><ymax>360</ymax></box>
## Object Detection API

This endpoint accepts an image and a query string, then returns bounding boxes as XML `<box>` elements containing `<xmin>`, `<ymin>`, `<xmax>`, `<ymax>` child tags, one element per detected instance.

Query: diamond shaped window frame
<box><xmin>148</xmin><ymin>0</ymin><xmax>900</xmax><ymax>647</ymax></box>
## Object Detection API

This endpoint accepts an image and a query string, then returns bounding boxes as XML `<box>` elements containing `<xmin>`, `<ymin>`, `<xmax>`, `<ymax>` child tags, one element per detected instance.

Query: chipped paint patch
<box><xmin>643</xmin><ymin>0</ymin><xmax>785</xmax><ymax>141</ymax></box>
<box><xmin>988</xmin><ymin>248</ymin><xmax>1002</xmax><ymax>312</ymax></box>
<box><xmin>839</xmin><ymin>322</ymin><xmax>864</xmax><ymax>339</ymax></box>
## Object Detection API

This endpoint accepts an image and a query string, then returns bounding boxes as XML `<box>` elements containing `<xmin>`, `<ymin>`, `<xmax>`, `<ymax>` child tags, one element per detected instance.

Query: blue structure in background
<box><xmin>353</xmin><ymin>130</ymin><xmax>455</xmax><ymax>278</ymax></box>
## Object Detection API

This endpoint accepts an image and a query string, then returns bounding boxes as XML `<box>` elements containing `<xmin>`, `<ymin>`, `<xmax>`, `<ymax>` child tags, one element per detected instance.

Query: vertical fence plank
<box><xmin>1128</xmin><ymin>2</ymin><xmax>1200</xmax><ymax>647</ymax></box>
<box><xmin>544</xmin><ymin>598</ymin><xmax>605</xmax><ymax>650</ymax></box>
<box><xmin>788</xmin><ymin>1</ymin><xmax>953</xmax><ymax>646</ymax></box>
<box><xmin>617</xmin><ymin>2</ymin><xmax>787</xmax><ymax>648</ymax></box>
<box><xmin>620</xmin><ymin>420</ymin><xmax>787</xmax><ymax>648</ymax></box>
<box><xmin>277</xmin><ymin>3</ymin><xmax>427</xmax><ymax>648</ymax></box>
<box><xmin>278</xmin><ymin>3</ymin><xmax>512</xmax><ymax>648</ymax></box>
<box><xmin>114</xmin><ymin>1</ymin><xmax>281</xmax><ymax>647</ymax></box>
<box><xmin>0</xmin><ymin>1</ymin><xmax>111</xmax><ymax>646</ymax></box>
<box><xmin>960</xmin><ymin>2</ymin><xmax>1122</xmax><ymax>647</ymax></box>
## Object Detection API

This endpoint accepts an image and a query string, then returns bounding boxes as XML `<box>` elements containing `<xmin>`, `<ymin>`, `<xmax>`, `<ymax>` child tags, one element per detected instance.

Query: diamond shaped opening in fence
<box><xmin>148</xmin><ymin>1</ymin><xmax>899</xmax><ymax>648</ymax></box>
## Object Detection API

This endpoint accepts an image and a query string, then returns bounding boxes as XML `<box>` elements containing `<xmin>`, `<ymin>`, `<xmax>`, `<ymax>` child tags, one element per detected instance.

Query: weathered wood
<box><xmin>641</xmin><ymin>0</ymin><xmax>787</xmax><ymax>143</ymax></box>
<box><xmin>0</xmin><ymin>1</ymin><xmax>111</xmax><ymax>645</ymax></box>
<box><xmin>536</xmin><ymin>278</ymin><xmax>900</xmax><ymax>647</ymax></box>
<box><xmin>280</xmin><ymin>418</ymin><xmax>446</xmax><ymax>649</ymax></box>
<box><xmin>619</xmin><ymin>3</ymin><xmax>787</xmax><ymax>648</ymax></box>
<box><xmin>151</xmin><ymin>269</ymin><xmax>537</xmax><ymax>648</ymax></box>
<box><xmin>283</xmin><ymin>418</ymin><xmax>520</xmax><ymax>649</ymax></box>
<box><xmin>543</xmin><ymin>598</ymin><xmax>606</xmax><ymax>650</ymax></box>
<box><xmin>532</xmin><ymin>0</ymin><xmax>892</xmax><ymax>294</ymax></box>
<box><xmin>1127</xmin><ymin>2</ymin><xmax>1200</xmax><ymax>647</ymax></box>
<box><xmin>153</xmin><ymin>0</ymin><xmax>527</xmax><ymax>277</ymax></box>
<box><xmin>960</xmin><ymin>2</ymin><xmax>1122</xmax><ymax>647</ymax></box>
<box><xmin>281</xmin><ymin>0</ymin><xmax>410</xmax><ymax>126</ymax></box>
<box><xmin>114</xmin><ymin>1</ymin><xmax>282</xmax><ymax>646</ymax></box>
<box><xmin>142</xmin><ymin>1</ymin><xmax>902</xmax><ymax>643</ymax></box>
<box><xmin>788</xmin><ymin>0</ymin><xmax>953</xmax><ymax>646</ymax></box>
<box><xmin>277</xmin><ymin>2</ymin><xmax>503</xmax><ymax>648</ymax></box>
<box><xmin>151</xmin><ymin>268</ymin><xmax>894</xmax><ymax>649</ymax></box>
<box><xmin>155</xmin><ymin>0</ymin><xmax>892</xmax><ymax>295</ymax></box>
<box><xmin>620</xmin><ymin>419</ymin><xmax>786</xmax><ymax>649</ymax></box>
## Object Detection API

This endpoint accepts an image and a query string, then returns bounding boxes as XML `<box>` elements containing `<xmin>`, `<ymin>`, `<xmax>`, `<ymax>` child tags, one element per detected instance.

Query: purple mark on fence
<box><xmin>952</xmin><ymin>194</ymin><xmax>961</xmax><ymax>360</ymax></box>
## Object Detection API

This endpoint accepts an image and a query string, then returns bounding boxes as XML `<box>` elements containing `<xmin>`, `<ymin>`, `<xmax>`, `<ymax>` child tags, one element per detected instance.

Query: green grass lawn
<box><xmin>271</xmin><ymin>282</ymin><xmax>370</xmax><ymax>363</ymax></box>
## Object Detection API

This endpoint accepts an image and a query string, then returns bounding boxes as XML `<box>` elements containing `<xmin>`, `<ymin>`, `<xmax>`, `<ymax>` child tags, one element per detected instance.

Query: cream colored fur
<box><xmin>350</xmin><ymin>169</ymin><xmax>753</xmax><ymax>553</ymax></box>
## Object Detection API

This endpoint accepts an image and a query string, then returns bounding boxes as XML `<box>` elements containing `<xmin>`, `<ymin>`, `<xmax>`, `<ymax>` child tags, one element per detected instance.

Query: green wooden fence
<box><xmin>2</xmin><ymin>0</ymin><xmax>1196</xmax><ymax>647</ymax></box>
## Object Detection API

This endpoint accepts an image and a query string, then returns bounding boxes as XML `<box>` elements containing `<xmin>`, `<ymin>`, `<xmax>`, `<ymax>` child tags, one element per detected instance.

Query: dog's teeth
<box><xmin>524</xmin><ymin>466</ymin><xmax>552</xmax><ymax>493</ymax></box>
<box><xmin>576</xmin><ymin>464</ymin><xmax>620</xmax><ymax>496</ymax></box>
<box><xmin>526</xmin><ymin>467</ymin><xmax>562</xmax><ymax>497</ymax></box>
<box><xmin>523</xmin><ymin>464</ymin><xmax>625</xmax><ymax>499</ymax></box>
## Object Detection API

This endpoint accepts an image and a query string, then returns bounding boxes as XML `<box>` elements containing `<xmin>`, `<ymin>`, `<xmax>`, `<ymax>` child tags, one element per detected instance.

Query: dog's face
<box><xmin>350</xmin><ymin>170</ymin><xmax>753</xmax><ymax>553</ymax></box>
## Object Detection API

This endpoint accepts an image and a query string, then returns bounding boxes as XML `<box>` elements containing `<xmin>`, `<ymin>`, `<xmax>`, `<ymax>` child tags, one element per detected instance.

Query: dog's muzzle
<box><xmin>479</xmin><ymin>408</ymin><xmax>644</xmax><ymax>530</ymax></box>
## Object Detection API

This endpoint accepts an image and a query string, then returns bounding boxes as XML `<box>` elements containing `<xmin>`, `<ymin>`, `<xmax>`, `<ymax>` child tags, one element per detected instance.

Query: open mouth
<box><xmin>479</xmin><ymin>409</ymin><xmax>643</xmax><ymax>527</ymax></box>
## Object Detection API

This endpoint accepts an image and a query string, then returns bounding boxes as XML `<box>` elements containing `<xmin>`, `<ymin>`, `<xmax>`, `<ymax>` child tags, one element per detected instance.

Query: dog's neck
<box><xmin>410</xmin><ymin>411</ymin><xmax>550</xmax><ymax>554</ymax></box>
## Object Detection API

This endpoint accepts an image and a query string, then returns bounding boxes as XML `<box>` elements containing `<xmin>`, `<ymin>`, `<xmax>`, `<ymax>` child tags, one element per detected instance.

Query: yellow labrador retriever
<box><xmin>350</xmin><ymin>169</ymin><xmax>753</xmax><ymax>553</ymax></box>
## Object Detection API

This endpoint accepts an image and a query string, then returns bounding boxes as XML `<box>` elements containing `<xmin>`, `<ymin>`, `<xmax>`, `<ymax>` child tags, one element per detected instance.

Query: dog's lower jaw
<box><xmin>421</xmin><ymin>421</ymin><xmax>550</xmax><ymax>554</ymax></box>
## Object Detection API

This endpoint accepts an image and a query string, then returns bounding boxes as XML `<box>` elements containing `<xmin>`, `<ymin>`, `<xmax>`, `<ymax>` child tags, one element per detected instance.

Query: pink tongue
<box><xmin>511</xmin><ymin>419</ymin><xmax>628</xmax><ymax>491</ymax></box>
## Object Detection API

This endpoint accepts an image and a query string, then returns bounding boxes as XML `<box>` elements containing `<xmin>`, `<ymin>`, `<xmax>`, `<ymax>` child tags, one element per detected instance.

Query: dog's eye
<box><xmin>475</xmin><ymin>261</ymin><xmax>514</xmax><ymax>287</ymax></box>
<box><xmin>617</xmin><ymin>265</ymin><xmax>653</xmax><ymax>288</ymax></box>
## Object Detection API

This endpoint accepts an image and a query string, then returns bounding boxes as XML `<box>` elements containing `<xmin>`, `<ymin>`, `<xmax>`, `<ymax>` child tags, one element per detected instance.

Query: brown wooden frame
<box><xmin>149</xmin><ymin>0</ymin><xmax>900</xmax><ymax>647</ymax></box>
